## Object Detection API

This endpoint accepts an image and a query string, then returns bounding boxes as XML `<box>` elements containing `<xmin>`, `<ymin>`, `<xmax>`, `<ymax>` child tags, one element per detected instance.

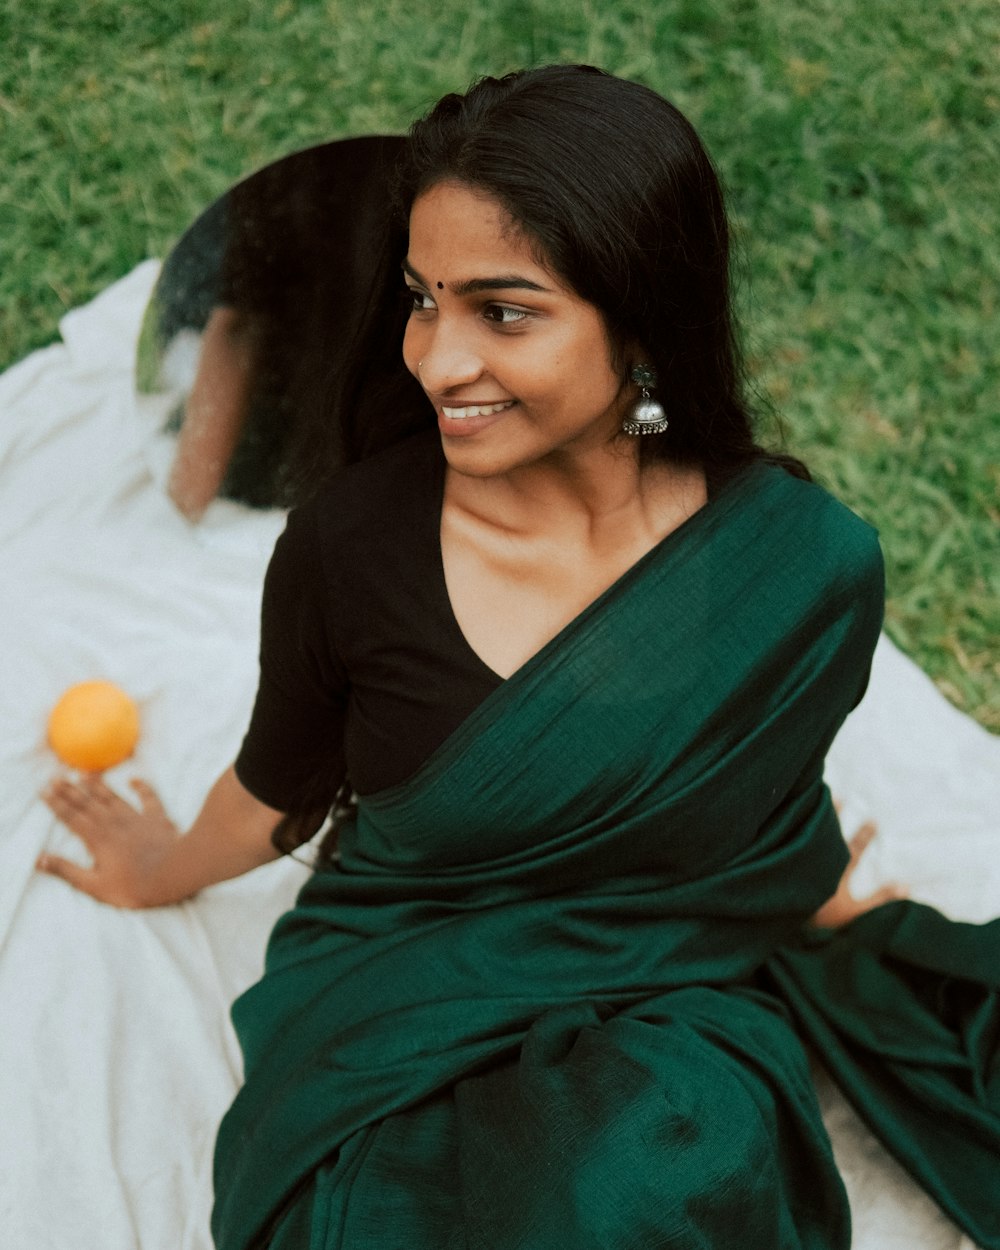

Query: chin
<box><xmin>439</xmin><ymin>438</ymin><xmax>516</xmax><ymax>479</ymax></box>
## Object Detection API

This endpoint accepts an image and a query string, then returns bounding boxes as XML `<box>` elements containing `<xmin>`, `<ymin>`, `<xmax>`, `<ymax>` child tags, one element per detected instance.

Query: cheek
<box><xmin>553</xmin><ymin>329</ymin><xmax>622</xmax><ymax>403</ymax></box>
<box><xmin>401</xmin><ymin>320</ymin><xmax>422</xmax><ymax>377</ymax></box>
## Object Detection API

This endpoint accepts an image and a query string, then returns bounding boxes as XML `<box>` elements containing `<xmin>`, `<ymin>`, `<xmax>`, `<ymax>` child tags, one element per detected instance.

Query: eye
<box><xmin>405</xmin><ymin>286</ymin><xmax>435</xmax><ymax>313</ymax></box>
<box><xmin>482</xmin><ymin>304</ymin><xmax>529</xmax><ymax>326</ymax></box>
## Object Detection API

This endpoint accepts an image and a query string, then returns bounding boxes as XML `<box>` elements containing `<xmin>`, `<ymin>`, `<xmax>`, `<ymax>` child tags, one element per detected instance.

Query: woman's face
<box><xmin>402</xmin><ymin>180</ymin><xmax>632</xmax><ymax>478</ymax></box>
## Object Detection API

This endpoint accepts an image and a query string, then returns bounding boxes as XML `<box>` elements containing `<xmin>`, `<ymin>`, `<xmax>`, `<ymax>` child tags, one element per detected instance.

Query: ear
<box><xmin>612</xmin><ymin>335</ymin><xmax>646</xmax><ymax>378</ymax></box>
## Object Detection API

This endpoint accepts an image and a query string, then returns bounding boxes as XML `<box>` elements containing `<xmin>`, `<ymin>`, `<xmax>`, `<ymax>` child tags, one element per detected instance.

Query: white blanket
<box><xmin>1</xmin><ymin>265</ymin><xmax>995</xmax><ymax>1249</ymax></box>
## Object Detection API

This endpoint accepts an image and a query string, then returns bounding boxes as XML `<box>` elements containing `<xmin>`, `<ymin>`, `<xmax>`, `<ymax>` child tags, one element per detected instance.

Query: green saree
<box><xmin>213</xmin><ymin>463</ymin><xmax>1000</xmax><ymax>1249</ymax></box>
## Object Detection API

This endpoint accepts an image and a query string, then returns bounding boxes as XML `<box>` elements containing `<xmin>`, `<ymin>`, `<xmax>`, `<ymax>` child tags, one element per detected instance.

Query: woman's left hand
<box><xmin>811</xmin><ymin>819</ymin><xmax>908</xmax><ymax>928</ymax></box>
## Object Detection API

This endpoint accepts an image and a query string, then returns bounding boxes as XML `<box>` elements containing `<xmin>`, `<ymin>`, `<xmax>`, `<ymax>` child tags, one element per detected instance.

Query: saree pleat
<box><xmin>213</xmin><ymin>464</ymin><xmax>1000</xmax><ymax>1249</ymax></box>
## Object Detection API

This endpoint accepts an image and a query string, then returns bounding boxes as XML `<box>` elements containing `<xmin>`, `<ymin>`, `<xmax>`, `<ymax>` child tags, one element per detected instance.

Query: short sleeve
<box><xmin>234</xmin><ymin>504</ymin><xmax>348</xmax><ymax>814</ymax></box>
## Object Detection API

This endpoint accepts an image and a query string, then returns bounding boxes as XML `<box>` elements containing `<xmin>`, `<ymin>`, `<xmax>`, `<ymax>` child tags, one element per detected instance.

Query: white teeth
<box><xmin>441</xmin><ymin>401</ymin><xmax>514</xmax><ymax>420</ymax></box>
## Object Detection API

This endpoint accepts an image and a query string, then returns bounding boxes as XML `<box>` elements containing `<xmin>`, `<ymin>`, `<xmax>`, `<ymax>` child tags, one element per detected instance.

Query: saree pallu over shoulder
<box><xmin>213</xmin><ymin>465</ymin><xmax>1000</xmax><ymax>1249</ymax></box>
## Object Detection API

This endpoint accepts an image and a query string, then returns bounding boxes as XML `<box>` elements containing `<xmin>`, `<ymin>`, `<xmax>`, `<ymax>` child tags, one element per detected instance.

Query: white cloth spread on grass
<box><xmin>0</xmin><ymin>264</ymin><xmax>995</xmax><ymax>1250</ymax></box>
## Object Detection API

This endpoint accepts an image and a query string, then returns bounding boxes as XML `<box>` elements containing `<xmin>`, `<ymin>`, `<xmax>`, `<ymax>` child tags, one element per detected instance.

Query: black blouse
<box><xmin>234</xmin><ymin>431</ymin><xmax>502</xmax><ymax>808</ymax></box>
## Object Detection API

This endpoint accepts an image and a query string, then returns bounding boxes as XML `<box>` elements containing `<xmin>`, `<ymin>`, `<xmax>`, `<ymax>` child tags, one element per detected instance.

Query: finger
<box><xmin>855</xmin><ymin>884</ymin><xmax>909</xmax><ymax>916</ymax></box>
<box><xmin>43</xmin><ymin>776</ymin><xmax>89</xmax><ymax>808</ymax></box>
<box><xmin>833</xmin><ymin>797</ymin><xmax>843</xmax><ymax>815</ymax></box>
<box><xmin>130</xmin><ymin>779</ymin><xmax>166</xmax><ymax>817</ymax></box>
<box><xmin>41</xmin><ymin>784</ymin><xmax>107</xmax><ymax>845</ymax></box>
<box><xmin>85</xmin><ymin>775</ymin><xmax>146</xmax><ymax>819</ymax></box>
<box><xmin>81</xmin><ymin>775</ymin><xmax>118</xmax><ymax>806</ymax></box>
<box><xmin>848</xmin><ymin>821</ymin><xmax>877</xmax><ymax>864</ymax></box>
<box><xmin>36</xmin><ymin>853</ymin><xmax>98</xmax><ymax>896</ymax></box>
<box><xmin>45</xmin><ymin>776</ymin><xmax>112</xmax><ymax>813</ymax></box>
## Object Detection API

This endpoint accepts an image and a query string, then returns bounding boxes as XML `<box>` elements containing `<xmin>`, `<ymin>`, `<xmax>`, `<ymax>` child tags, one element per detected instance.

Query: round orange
<box><xmin>47</xmin><ymin>680</ymin><xmax>141</xmax><ymax>772</ymax></box>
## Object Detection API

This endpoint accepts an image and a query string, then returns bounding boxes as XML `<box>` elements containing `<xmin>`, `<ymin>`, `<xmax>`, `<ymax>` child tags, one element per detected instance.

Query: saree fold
<box><xmin>213</xmin><ymin>464</ymin><xmax>1000</xmax><ymax>1249</ymax></box>
<box><xmin>768</xmin><ymin>906</ymin><xmax>1000</xmax><ymax>1247</ymax></box>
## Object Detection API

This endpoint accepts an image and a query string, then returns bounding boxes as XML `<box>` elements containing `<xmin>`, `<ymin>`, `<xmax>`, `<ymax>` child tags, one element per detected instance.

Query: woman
<box><xmin>39</xmin><ymin>67</ymin><xmax>999</xmax><ymax>1249</ymax></box>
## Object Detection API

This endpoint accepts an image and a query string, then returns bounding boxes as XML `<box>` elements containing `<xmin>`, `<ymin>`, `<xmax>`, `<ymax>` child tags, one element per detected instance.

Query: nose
<box><xmin>407</xmin><ymin>318</ymin><xmax>484</xmax><ymax>394</ymax></box>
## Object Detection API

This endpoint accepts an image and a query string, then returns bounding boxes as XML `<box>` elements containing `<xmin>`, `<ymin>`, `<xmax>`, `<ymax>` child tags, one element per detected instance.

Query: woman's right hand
<box><xmin>38</xmin><ymin>775</ymin><xmax>184</xmax><ymax>909</ymax></box>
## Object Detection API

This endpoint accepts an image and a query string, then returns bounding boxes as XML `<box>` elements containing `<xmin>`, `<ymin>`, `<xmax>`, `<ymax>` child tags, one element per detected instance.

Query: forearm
<box><xmin>39</xmin><ymin>763</ymin><xmax>287</xmax><ymax>908</ymax></box>
<box><xmin>150</xmin><ymin>765</ymin><xmax>284</xmax><ymax>904</ymax></box>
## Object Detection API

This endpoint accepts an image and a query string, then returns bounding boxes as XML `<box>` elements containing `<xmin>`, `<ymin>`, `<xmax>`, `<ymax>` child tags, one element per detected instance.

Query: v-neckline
<box><xmin>362</xmin><ymin>444</ymin><xmax>771</xmax><ymax>812</ymax></box>
<box><xmin>426</xmin><ymin>439</ymin><xmax>749</xmax><ymax>686</ymax></box>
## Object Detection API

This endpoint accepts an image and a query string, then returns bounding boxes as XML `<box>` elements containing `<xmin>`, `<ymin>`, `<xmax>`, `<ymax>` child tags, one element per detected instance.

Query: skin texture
<box><xmin>167</xmin><ymin>306</ymin><xmax>258</xmax><ymax>522</ymax></box>
<box><xmin>811</xmin><ymin>815</ymin><xmax>905</xmax><ymax>927</ymax></box>
<box><xmin>402</xmin><ymin>180</ymin><xmax>635</xmax><ymax>479</ymax></box>
<box><xmin>403</xmin><ymin>181</ymin><xmax>708</xmax><ymax>679</ymax></box>
<box><xmin>38</xmin><ymin>766</ymin><xmax>281</xmax><ymax>907</ymax></box>
<box><xmin>37</xmin><ymin>178</ymin><xmax>900</xmax><ymax>921</ymax></box>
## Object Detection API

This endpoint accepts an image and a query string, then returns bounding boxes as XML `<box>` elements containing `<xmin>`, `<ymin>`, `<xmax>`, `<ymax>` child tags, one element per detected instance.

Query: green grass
<box><xmin>3</xmin><ymin>0</ymin><xmax>998</xmax><ymax>727</ymax></box>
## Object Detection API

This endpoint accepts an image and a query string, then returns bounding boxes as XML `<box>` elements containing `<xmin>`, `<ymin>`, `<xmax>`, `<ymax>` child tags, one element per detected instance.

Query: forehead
<box><xmin>407</xmin><ymin>181</ymin><xmax>554</xmax><ymax>282</ymax></box>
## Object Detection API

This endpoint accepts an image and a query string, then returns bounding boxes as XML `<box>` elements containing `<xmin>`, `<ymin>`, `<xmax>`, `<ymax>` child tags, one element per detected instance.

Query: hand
<box><xmin>811</xmin><ymin>819</ymin><xmax>907</xmax><ymax>929</ymax></box>
<box><xmin>38</xmin><ymin>775</ymin><xmax>183</xmax><ymax>908</ymax></box>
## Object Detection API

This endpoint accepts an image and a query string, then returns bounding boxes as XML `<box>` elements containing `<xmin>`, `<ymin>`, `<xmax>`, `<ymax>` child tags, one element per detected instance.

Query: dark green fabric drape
<box><xmin>213</xmin><ymin>464</ymin><xmax>999</xmax><ymax>1249</ymax></box>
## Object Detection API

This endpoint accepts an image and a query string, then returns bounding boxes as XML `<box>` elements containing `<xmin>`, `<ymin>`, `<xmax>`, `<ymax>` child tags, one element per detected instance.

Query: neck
<box><xmin>445</xmin><ymin>439</ymin><xmax>703</xmax><ymax>551</ymax></box>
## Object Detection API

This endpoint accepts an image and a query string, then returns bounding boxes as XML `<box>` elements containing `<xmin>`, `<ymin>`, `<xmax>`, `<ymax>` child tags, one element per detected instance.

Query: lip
<box><xmin>434</xmin><ymin>399</ymin><xmax>517</xmax><ymax>437</ymax></box>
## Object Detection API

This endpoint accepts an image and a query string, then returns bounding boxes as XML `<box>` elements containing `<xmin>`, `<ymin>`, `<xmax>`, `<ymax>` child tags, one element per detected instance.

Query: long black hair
<box><xmin>289</xmin><ymin>66</ymin><xmax>809</xmax><ymax>855</ymax></box>
<box><xmin>310</xmin><ymin>64</ymin><xmax>806</xmax><ymax>494</ymax></box>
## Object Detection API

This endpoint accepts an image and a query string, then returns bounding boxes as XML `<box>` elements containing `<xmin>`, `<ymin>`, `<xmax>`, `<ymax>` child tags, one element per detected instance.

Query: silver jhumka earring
<box><xmin>621</xmin><ymin>364</ymin><xmax>669</xmax><ymax>436</ymax></box>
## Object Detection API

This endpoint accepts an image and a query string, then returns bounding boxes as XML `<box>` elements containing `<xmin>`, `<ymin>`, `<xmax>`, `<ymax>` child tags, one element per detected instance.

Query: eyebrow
<box><xmin>402</xmin><ymin>259</ymin><xmax>551</xmax><ymax>295</ymax></box>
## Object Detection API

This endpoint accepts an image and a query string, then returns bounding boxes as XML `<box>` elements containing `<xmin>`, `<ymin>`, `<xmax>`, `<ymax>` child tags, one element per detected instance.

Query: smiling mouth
<box><xmin>440</xmin><ymin>401</ymin><xmax>516</xmax><ymax>420</ymax></box>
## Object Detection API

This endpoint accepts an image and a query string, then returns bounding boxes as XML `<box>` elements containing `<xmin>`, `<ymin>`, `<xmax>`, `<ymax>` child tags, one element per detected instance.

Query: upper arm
<box><xmin>235</xmin><ymin>505</ymin><xmax>349</xmax><ymax>814</ymax></box>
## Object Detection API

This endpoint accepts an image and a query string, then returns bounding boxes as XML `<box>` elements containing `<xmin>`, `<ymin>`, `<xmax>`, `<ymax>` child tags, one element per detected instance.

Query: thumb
<box><xmin>36</xmin><ymin>853</ymin><xmax>98</xmax><ymax>897</ymax></box>
<box><xmin>860</xmin><ymin>883</ymin><xmax>909</xmax><ymax>912</ymax></box>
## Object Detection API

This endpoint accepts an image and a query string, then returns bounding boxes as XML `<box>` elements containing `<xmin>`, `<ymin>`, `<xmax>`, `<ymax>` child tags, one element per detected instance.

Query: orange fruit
<box><xmin>47</xmin><ymin>680</ymin><xmax>140</xmax><ymax>772</ymax></box>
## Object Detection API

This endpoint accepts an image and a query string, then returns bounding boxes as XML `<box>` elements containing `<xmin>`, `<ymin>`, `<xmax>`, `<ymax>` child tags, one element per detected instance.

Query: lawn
<box><xmin>3</xmin><ymin>0</ymin><xmax>998</xmax><ymax>727</ymax></box>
